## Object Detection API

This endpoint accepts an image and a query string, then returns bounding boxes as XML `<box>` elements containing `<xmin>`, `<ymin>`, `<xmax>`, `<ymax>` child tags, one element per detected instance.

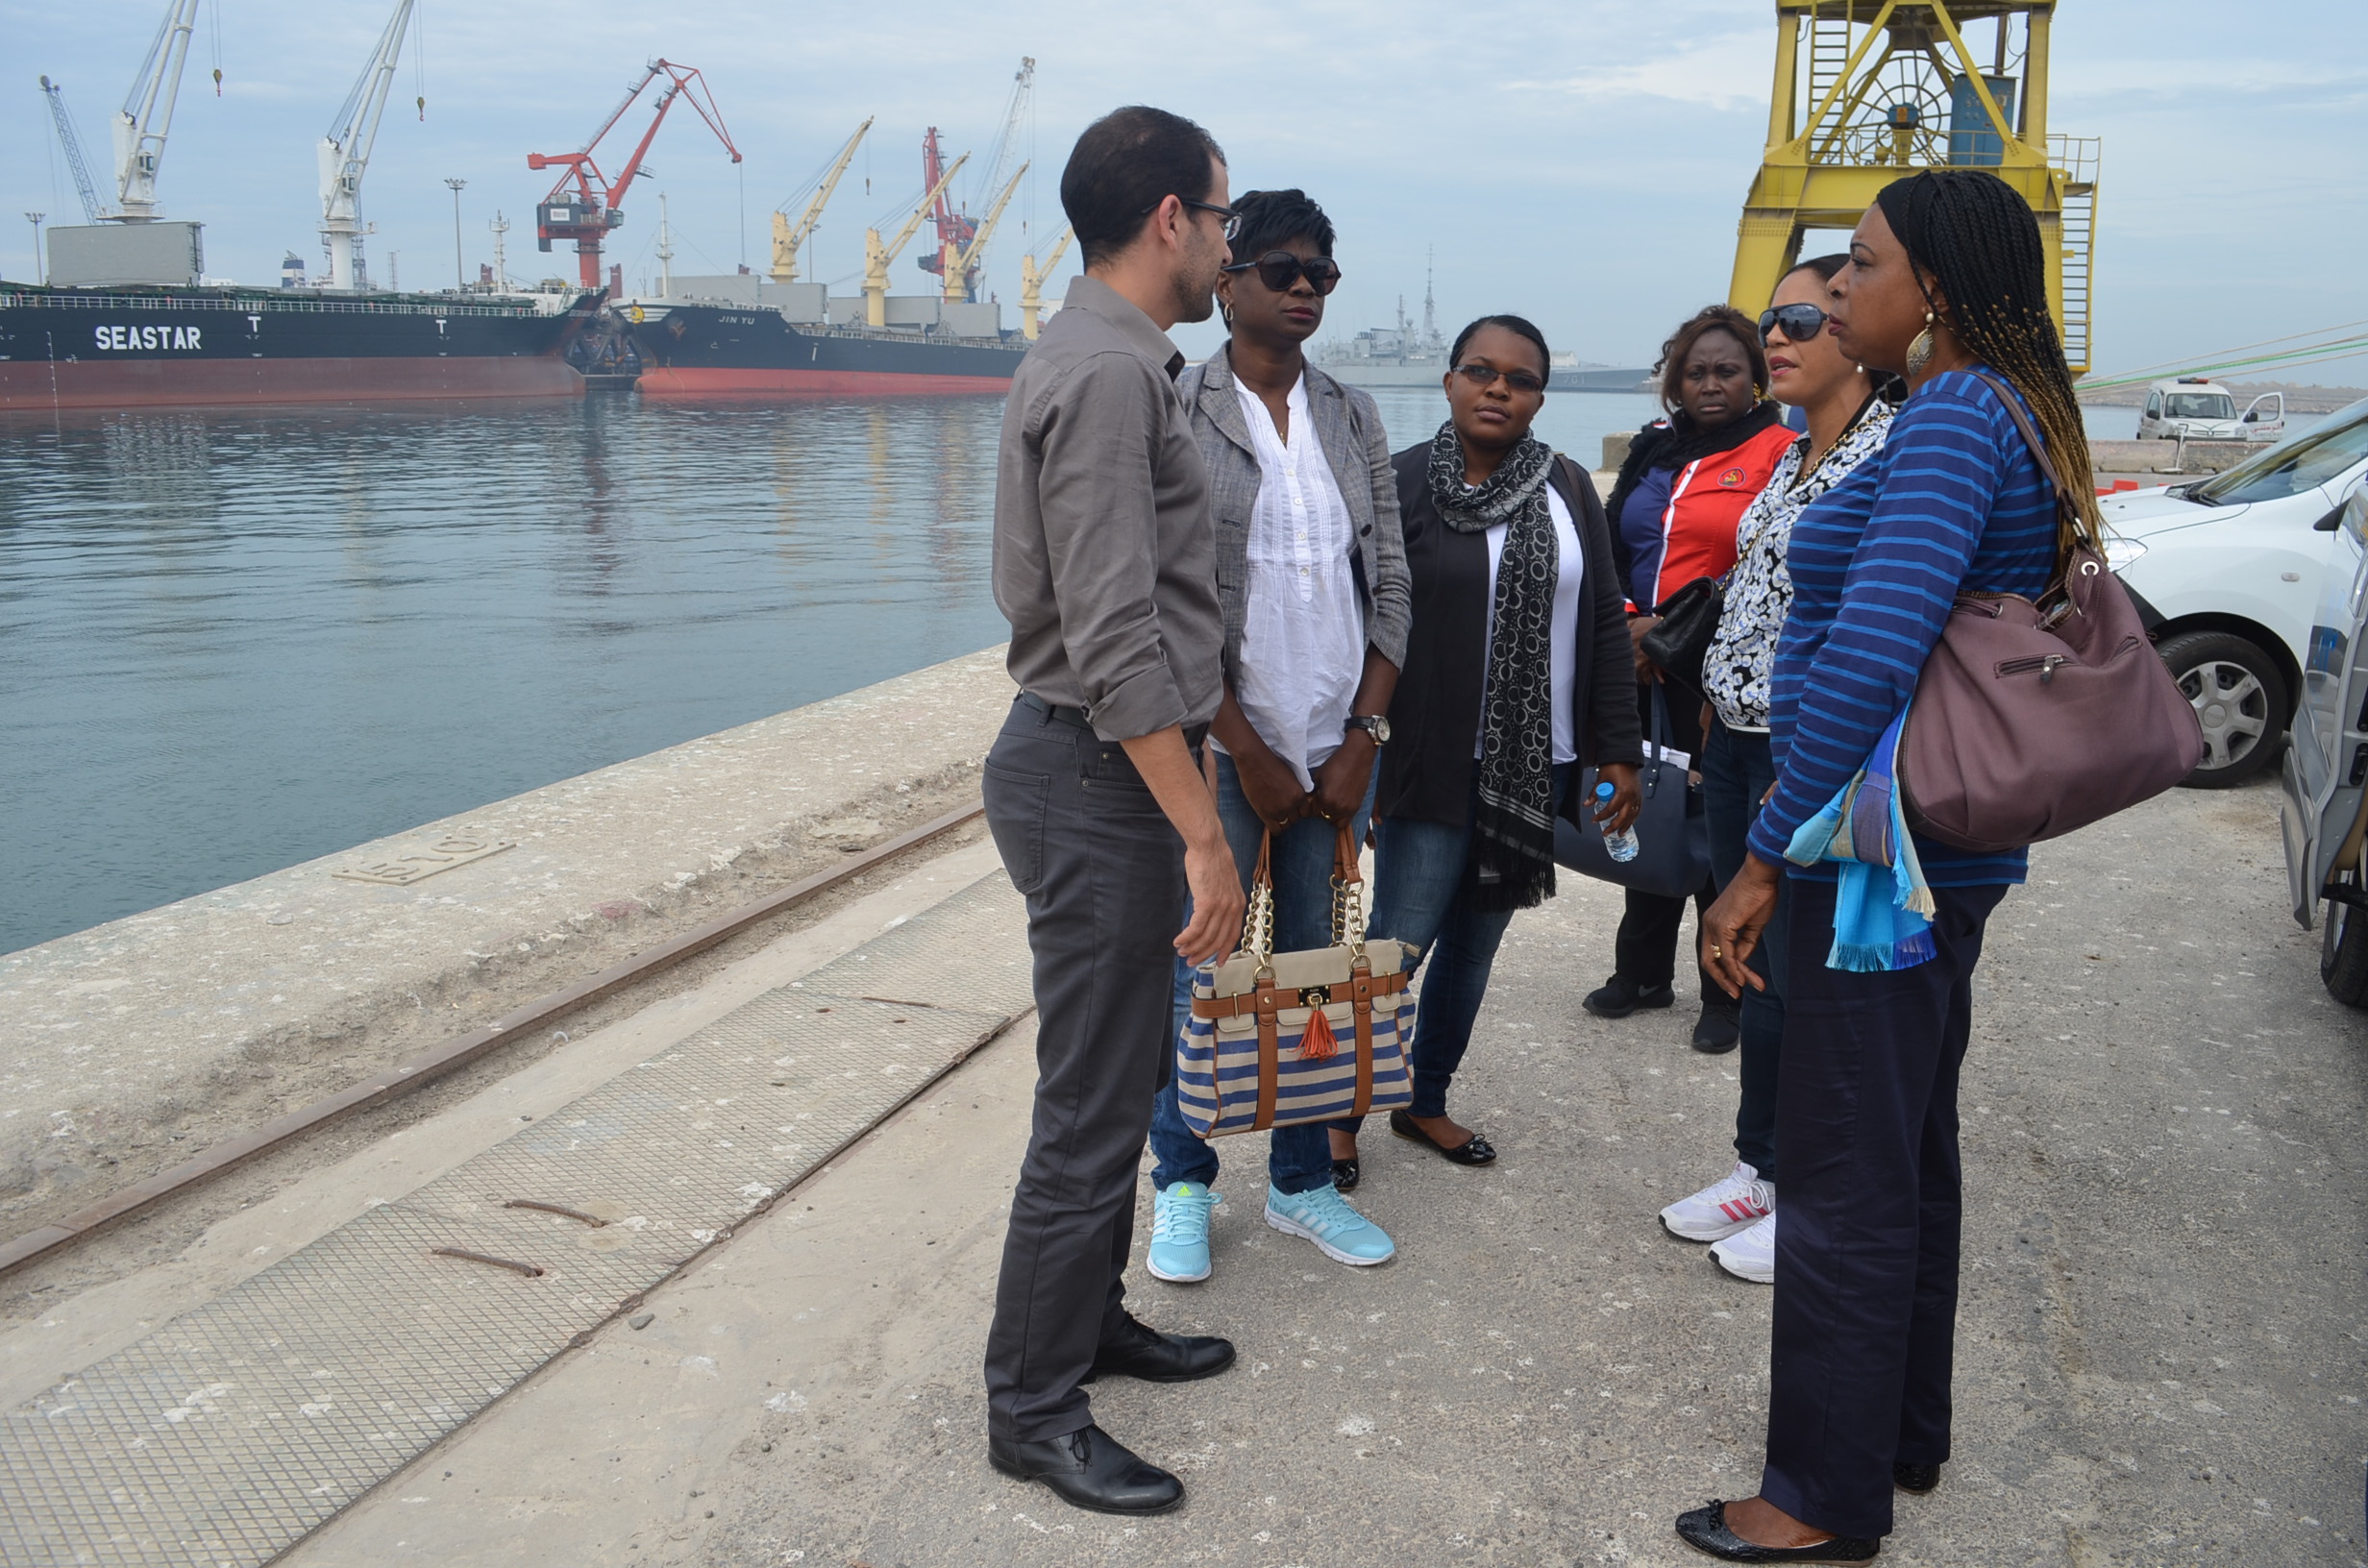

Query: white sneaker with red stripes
<box><xmin>1711</xmin><ymin>1210</ymin><xmax>1777</xmax><ymax>1284</ymax></box>
<box><xmin>1658</xmin><ymin>1161</ymin><xmax>1775</xmax><ymax>1242</ymax></box>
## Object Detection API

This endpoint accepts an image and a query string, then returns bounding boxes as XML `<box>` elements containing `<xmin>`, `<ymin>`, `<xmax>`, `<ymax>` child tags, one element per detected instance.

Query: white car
<box><xmin>2105</xmin><ymin>398</ymin><xmax>2368</xmax><ymax>785</ymax></box>
<box><xmin>2135</xmin><ymin>377</ymin><xmax>2285</xmax><ymax>442</ymax></box>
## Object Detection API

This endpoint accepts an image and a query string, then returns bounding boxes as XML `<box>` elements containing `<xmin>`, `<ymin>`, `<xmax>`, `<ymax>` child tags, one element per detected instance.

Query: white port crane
<box><xmin>112</xmin><ymin>0</ymin><xmax>205</xmax><ymax>222</ymax></box>
<box><xmin>38</xmin><ymin>77</ymin><xmax>109</xmax><ymax>224</ymax></box>
<box><xmin>318</xmin><ymin>0</ymin><xmax>417</xmax><ymax>290</ymax></box>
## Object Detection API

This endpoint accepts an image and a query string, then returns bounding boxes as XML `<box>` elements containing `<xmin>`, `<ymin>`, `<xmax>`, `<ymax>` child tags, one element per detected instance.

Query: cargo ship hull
<box><xmin>0</xmin><ymin>284</ymin><xmax>598</xmax><ymax>411</ymax></box>
<box><xmin>626</xmin><ymin>304</ymin><xmax>1024</xmax><ymax>396</ymax></box>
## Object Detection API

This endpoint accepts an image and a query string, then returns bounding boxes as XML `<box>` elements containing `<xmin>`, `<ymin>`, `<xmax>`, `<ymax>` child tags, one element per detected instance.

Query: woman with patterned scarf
<box><xmin>1323</xmin><ymin>315</ymin><xmax>1644</xmax><ymax>1184</ymax></box>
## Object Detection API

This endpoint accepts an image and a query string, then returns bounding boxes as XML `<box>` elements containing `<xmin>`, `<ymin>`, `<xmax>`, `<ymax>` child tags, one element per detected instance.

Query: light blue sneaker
<box><xmin>1263</xmin><ymin>1182</ymin><xmax>1395</xmax><ymax>1266</ymax></box>
<box><xmin>1147</xmin><ymin>1182</ymin><xmax>1221</xmax><ymax>1283</ymax></box>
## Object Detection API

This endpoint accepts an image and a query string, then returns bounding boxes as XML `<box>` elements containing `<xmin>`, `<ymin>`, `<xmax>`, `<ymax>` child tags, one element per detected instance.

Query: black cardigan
<box><xmin>1377</xmin><ymin>446</ymin><xmax>1646</xmax><ymax>828</ymax></box>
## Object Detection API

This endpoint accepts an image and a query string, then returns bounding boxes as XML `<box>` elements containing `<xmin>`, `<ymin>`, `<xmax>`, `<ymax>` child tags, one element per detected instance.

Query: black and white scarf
<box><xmin>1426</xmin><ymin>420</ymin><xmax>1559</xmax><ymax>912</ymax></box>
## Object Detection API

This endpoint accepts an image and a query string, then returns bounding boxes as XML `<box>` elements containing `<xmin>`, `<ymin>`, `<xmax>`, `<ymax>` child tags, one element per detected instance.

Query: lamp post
<box><xmin>444</xmin><ymin>177</ymin><xmax>467</xmax><ymax>292</ymax></box>
<box><xmin>24</xmin><ymin>213</ymin><xmax>44</xmax><ymax>285</ymax></box>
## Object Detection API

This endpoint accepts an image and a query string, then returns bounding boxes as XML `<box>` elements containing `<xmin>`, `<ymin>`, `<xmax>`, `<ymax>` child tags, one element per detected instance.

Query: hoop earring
<box><xmin>1221</xmin><ymin>302</ymin><xmax>1235</xmax><ymax>329</ymax></box>
<box><xmin>1905</xmin><ymin>310</ymin><xmax>1936</xmax><ymax>377</ymax></box>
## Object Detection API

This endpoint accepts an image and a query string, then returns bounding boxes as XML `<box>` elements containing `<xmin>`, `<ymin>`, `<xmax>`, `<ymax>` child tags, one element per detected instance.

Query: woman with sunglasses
<box><xmin>1654</xmin><ymin>258</ymin><xmax>1893</xmax><ymax>1287</ymax></box>
<box><xmin>1142</xmin><ymin>189</ymin><xmax>1413</xmax><ymax>1285</ymax></box>
<box><xmin>1324</xmin><ymin>315</ymin><xmax>1644</xmax><ymax>1182</ymax></box>
<box><xmin>1681</xmin><ymin>169</ymin><xmax>2084</xmax><ymax>1563</ymax></box>
<box><xmin>1588</xmin><ymin>306</ymin><xmax>1798</xmax><ymax>1053</ymax></box>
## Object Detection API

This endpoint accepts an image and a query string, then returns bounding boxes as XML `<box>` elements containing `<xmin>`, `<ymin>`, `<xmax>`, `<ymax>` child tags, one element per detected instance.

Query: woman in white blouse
<box><xmin>1144</xmin><ymin>189</ymin><xmax>1412</xmax><ymax>1286</ymax></box>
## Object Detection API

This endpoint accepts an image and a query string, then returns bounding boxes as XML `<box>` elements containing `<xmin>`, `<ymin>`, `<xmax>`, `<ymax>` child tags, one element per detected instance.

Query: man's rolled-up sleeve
<box><xmin>1033</xmin><ymin>353</ymin><xmax>1188</xmax><ymax>741</ymax></box>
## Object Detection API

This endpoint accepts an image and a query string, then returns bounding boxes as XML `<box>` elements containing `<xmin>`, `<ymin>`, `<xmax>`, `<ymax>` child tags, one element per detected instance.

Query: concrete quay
<box><xmin>240</xmin><ymin>777</ymin><xmax>2358</xmax><ymax>1567</ymax></box>
<box><xmin>0</xmin><ymin>650</ymin><xmax>1017</xmax><ymax>1243</ymax></box>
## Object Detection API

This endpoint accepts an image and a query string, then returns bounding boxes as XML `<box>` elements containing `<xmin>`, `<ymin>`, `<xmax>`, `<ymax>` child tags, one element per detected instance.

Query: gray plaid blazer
<box><xmin>1176</xmin><ymin>345</ymin><xmax>1413</xmax><ymax>687</ymax></box>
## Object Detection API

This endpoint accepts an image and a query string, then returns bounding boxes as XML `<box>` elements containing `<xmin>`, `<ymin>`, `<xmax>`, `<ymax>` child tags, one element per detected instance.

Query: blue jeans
<box><xmin>1701</xmin><ymin>721</ymin><xmax>1788</xmax><ymax>1181</ymax></box>
<box><xmin>1147</xmin><ymin>750</ymin><xmax>1375</xmax><ymax>1197</ymax></box>
<box><xmin>1333</xmin><ymin>763</ymin><xmax>1574</xmax><ymax>1132</ymax></box>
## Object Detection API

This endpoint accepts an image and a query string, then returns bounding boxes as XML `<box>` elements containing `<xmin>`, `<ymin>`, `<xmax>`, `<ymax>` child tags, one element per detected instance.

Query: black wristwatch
<box><xmin>1345</xmin><ymin>714</ymin><xmax>1392</xmax><ymax>747</ymax></box>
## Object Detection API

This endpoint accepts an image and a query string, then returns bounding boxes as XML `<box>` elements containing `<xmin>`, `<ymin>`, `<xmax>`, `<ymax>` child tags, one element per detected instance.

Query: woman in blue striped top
<box><xmin>1678</xmin><ymin>171</ymin><xmax>2103</xmax><ymax>1563</ymax></box>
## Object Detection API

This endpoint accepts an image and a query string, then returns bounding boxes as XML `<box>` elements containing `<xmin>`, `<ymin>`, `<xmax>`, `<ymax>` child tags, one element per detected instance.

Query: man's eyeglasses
<box><xmin>1220</xmin><ymin>251</ymin><xmax>1343</xmax><ymax>296</ymax></box>
<box><xmin>1139</xmin><ymin>197</ymin><xmax>1235</xmax><ymax>229</ymax></box>
<box><xmin>1453</xmin><ymin>362</ymin><xmax>1546</xmax><ymax>396</ymax></box>
<box><xmin>1759</xmin><ymin>304</ymin><xmax>1831</xmax><ymax>344</ymax></box>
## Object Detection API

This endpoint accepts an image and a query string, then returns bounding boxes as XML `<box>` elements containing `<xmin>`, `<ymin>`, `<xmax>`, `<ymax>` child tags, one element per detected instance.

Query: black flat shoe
<box><xmin>1675</xmin><ymin>1501</ymin><xmax>1879</xmax><ymax>1562</ymax></box>
<box><xmin>1081</xmin><ymin>1312</ymin><xmax>1235</xmax><ymax>1384</ymax></box>
<box><xmin>1893</xmin><ymin>1461</ymin><xmax>1940</xmax><ymax>1493</ymax></box>
<box><xmin>1389</xmin><ymin>1108</ymin><xmax>1495</xmax><ymax>1164</ymax></box>
<box><xmin>1690</xmin><ymin>1002</ymin><xmax>1741</xmax><ymax>1054</ymax></box>
<box><xmin>989</xmin><ymin>1424</ymin><xmax>1184</xmax><ymax>1515</ymax></box>
<box><xmin>1331</xmin><ymin>1157</ymin><xmax>1361</xmax><ymax>1192</ymax></box>
<box><xmin>1584</xmin><ymin>975</ymin><xmax>1677</xmax><ymax>1018</ymax></box>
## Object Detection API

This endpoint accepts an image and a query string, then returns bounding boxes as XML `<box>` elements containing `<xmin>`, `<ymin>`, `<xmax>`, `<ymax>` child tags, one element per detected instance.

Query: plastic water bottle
<box><xmin>1595</xmin><ymin>779</ymin><xmax>1640</xmax><ymax>863</ymax></box>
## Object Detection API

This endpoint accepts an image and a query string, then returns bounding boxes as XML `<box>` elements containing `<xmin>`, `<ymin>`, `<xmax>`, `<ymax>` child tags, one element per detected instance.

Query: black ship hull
<box><xmin>0</xmin><ymin>284</ymin><xmax>599</xmax><ymax>410</ymax></box>
<box><xmin>625</xmin><ymin>303</ymin><xmax>1024</xmax><ymax>396</ymax></box>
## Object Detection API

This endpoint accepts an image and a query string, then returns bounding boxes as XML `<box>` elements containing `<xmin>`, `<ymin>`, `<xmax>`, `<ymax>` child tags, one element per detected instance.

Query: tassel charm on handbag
<box><xmin>1173</xmin><ymin>825</ymin><xmax>1417</xmax><ymax>1139</ymax></box>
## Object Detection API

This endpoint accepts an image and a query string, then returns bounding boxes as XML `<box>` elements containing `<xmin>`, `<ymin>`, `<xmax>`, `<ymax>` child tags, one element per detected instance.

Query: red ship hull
<box><xmin>635</xmin><ymin>364</ymin><xmax>1013</xmax><ymax>398</ymax></box>
<box><xmin>0</xmin><ymin>355</ymin><xmax>584</xmax><ymax>412</ymax></box>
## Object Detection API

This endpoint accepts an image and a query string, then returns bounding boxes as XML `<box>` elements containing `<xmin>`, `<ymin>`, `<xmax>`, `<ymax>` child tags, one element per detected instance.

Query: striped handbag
<box><xmin>1173</xmin><ymin>825</ymin><xmax>1417</xmax><ymax>1139</ymax></box>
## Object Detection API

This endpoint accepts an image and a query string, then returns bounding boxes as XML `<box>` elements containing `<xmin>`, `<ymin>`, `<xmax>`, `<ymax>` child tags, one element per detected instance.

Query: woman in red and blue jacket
<box><xmin>1589</xmin><ymin>306</ymin><xmax>1797</xmax><ymax>1050</ymax></box>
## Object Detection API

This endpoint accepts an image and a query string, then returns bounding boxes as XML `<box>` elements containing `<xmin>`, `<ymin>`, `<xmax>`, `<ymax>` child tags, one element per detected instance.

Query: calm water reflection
<box><xmin>0</xmin><ymin>395</ymin><xmax>1009</xmax><ymax>954</ymax></box>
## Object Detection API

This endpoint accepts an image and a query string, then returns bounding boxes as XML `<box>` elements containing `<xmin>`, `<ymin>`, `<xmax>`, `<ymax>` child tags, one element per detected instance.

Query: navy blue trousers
<box><xmin>1761</xmin><ymin>873</ymin><xmax>2008</xmax><ymax>1540</ymax></box>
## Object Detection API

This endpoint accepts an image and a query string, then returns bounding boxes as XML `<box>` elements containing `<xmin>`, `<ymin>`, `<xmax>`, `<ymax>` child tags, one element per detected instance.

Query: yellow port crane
<box><xmin>1728</xmin><ymin>0</ymin><xmax>2099</xmax><ymax>372</ymax></box>
<box><xmin>1019</xmin><ymin>224</ymin><xmax>1073</xmax><ymax>340</ymax></box>
<box><xmin>941</xmin><ymin>162</ymin><xmax>1028</xmax><ymax>304</ymax></box>
<box><xmin>865</xmin><ymin>151</ymin><xmax>968</xmax><ymax>327</ymax></box>
<box><xmin>769</xmin><ymin>116</ymin><xmax>871</xmax><ymax>284</ymax></box>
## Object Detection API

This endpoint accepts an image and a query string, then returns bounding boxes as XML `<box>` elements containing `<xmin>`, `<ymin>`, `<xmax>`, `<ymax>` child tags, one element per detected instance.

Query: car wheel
<box><xmin>2158</xmin><ymin>629</ymin><xmax>2286</xmax><ymax>788</ymax></box>
<box><xmin>2323</xmin><ymin>895</ymin><xmax>2368</xmax><ymax>1008</ymax></box>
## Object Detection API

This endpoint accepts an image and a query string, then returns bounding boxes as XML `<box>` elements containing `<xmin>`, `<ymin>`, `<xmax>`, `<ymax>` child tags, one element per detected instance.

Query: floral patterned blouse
<box><xmin>1703</xmin><ymin>395</ymin><xmax>1895</xmax><ymax>732</ymax></box>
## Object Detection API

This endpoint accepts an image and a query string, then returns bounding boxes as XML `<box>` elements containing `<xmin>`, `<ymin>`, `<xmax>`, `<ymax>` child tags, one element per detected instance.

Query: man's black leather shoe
<box><xmin>988</xmin><ymin>1425</ymin><xmax>1184</xmax><ymax>1515</ymax></box>
<box><xmin>1893</xmin><ymin>1461</ymin><xmax>1940</xmax><ymax>1493</ymax></box>
<box><xmin>1584</xmin><ymin>974</ymin><xmax>1676</xmax><ymax>1018</ymax></box>
<box><xmin>1082</xmin><ymin>1312</ymin><xmax>1236</xmax><ymax>1384</ymax></box>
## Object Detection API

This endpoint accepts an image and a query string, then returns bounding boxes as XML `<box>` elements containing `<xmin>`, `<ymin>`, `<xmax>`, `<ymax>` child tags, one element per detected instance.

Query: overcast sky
<box><xmin>7</xmin><ymin>0</ymin><xmax>2362</xmax><ymax>383</ymax></box>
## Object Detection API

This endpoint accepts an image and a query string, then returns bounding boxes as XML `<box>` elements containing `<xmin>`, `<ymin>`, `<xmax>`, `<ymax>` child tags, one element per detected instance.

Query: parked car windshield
<box><xmin>2190</xmin><ymin>403</ymin><xmax>2368</xmax><ymax>504</ymax></box>
<box><xmin>2165</xmin><ymin>392</ymin><xmax>2235</xmax><ymax>420</ymax></box>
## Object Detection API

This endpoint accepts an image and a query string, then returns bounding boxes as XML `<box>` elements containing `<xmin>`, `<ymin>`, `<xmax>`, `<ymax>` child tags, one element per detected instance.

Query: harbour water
<box><xmin>0</xmin><ymin>384</ymin><xmax>2166</xmax><ymax>956</ymax></box>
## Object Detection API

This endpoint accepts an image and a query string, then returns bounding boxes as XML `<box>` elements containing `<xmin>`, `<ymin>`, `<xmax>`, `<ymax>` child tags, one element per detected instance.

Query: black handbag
<box><xmin>1638</xmin><ymin>576</ymin><xmax>1723</xmax><ymax>698</ymax></box>
<box><xmin>1556</xmin><ymin>684</ymin><xmax>1714</xmax><ymax>899</ymax></box>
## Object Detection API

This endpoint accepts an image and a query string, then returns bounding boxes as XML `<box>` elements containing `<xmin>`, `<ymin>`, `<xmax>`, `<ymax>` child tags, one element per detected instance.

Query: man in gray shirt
<box><xmin>980</xmin><ymin>106</ymin><xmax>1248</xmax><ymax>1517</ymax></box>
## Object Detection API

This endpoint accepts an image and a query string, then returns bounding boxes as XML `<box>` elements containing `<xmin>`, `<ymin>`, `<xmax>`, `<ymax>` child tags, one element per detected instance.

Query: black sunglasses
<box><xmin>1453</xmin><ymin>362</ymin><xmax>1546</xmax><ymax>396</ymax></box>
<box><xmin>1220</xmin><ymin>251</ymin><xmax>1343</xmax><ymax>296</ymax></box>
<box><xmin>1759</xmin><ymin>303</ymin><xmax>1831</xmax><ymax>344</ymax></box>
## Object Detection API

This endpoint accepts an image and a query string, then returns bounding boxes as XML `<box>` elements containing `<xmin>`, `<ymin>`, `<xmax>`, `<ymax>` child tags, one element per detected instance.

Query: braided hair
<box><xmin>1873</xmin><ymin>170</ymin><xmax>2099</xmax><ymax>545</ymax></box>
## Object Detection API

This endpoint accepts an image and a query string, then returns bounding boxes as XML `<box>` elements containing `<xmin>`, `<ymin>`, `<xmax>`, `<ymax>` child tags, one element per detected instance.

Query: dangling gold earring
<box><xmin>1905</xmin><ymin>310</ymin><xmax>1936</xmax><ymax>377</ymax></box>
<box><xmin>1221</xmin><ymin>302</ymin><xmax>1235</xmax><ymax>329</ymax></box>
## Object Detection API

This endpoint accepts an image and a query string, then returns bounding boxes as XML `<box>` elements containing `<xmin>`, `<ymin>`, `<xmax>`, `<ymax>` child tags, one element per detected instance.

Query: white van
<box><xmin>2138</xmin><ymin>376</ymin><xmax>2285</xmax><ymax>441</ymax></box>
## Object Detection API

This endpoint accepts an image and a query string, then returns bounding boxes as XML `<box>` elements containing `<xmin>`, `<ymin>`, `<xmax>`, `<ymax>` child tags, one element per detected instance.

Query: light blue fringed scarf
<box><xmin>1782</xmin><ymin>712</ymin><xmax>1938</xmax><ymax>971</ymax></box>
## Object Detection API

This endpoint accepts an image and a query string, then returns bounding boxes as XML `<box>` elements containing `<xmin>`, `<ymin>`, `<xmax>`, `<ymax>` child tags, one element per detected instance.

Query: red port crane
<box><xmin>529</xmin><ymin>59</ymin><xmax>740</xmax><ymax>290</ymax></box>
<box><xmin>916</xmin><ymin>126</ymin><xmax>974</xmax><ymax>292</ymax></box>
